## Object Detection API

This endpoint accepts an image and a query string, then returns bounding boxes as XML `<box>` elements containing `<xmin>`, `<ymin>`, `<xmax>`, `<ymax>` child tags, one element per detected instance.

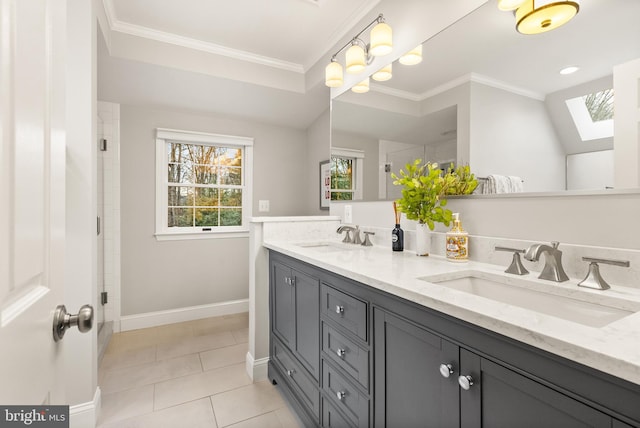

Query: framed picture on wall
<box><xmin>320</xmin><ymin>160</ymin><xmax>331</xmax><ymax>210</ymax></box>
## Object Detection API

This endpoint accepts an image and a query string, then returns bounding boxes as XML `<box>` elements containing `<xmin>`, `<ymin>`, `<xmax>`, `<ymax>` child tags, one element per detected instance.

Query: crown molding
<box><xmin>102</xmin><ymin>0</ymin><xmax>305</xmax><ymax>74</ymax></box>
<box><xmin>370</xmin><ymin>83</ymin><xmax>423</xmax><ymax>102</ymax></box>
<box><xmin>470</xmin><ymin>72</ymin><xmax>545</xmax><ymax>101</ymax></box>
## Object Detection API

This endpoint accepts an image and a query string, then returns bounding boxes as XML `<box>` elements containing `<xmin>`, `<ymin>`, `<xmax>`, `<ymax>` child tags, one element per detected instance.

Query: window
<box><xmin>565</xmin><ymin>89</ymin><xmax>614</xmax><ymax>142</ymax></box>
<box><xmin>155</xmin><ymin>128</ymin><xmax>253</xmax><ymax>240</ymax></box>
<box><xmin>331</xmin><ymin>148</ymin><xmax>364</xmax><ymax>200</ymax></box>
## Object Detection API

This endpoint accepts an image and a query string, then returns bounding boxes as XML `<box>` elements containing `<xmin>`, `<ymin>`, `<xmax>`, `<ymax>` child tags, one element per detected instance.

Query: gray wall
<box><xmin>305</xmin><ymin>107</ymin><xmax>331</xmax><ymax>214</ymax></box>
<box><xmin>470</xmin><ymin>82</ymin><xmax>566</xmax><ymax>192</ymax></box>
<box><xmin>121</xmin><ymin>105</ymin><xmax>312</xmax><ymax>315</ymax></box>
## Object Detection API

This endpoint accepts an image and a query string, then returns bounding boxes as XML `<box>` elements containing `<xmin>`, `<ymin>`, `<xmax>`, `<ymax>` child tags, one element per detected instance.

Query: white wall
<box><xmin>469</xmin><ymin>82</ymin><xmax>566</xmax><ymax>192</ymax></box>
<box><xmin>614</xmin><ymin>58</ymin><xmax>640</xmax><ymax>189</ymax></box>
<box><xmin>567</xmin><ymin>150</ymin><xmax>614</xmax><ymax>191</ymax></box>
<box><xmin>120</xmin><ymin>105</ymin><xmax>312</xmax><ymax>316</ymax></box>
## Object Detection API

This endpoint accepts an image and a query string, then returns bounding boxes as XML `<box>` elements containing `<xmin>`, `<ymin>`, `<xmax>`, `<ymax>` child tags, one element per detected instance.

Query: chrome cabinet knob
<box><xmin>52</xmin><ymin>304</ymin><xmax>94</xmax><ymax>342</ymax></box>
<box><xmin>439</xmin><ymin>363</ymin><xmax>454</xmax><ymax>378</ymax></box>
<box><xmin>286</xmin><ymin>369</ymin><xmax>295</xmax><ymax>377</ymax></box>
<box><xmin>336</xmin><ymin>391</ymin><xmax>346</xmax><ymax>401</ymax></box>
<box><xmin>335</xmin><ymin>305</ymin><xmax>344</xmax><ymax>315</ymax></box>
<box><xmin>336</xmin><ymin>348</ymin><xmax>346</xmax><ymax>358</ymax></box>
<box><xmin>458</xmin><ymin>375</ymin><xmax>474</xmax><ymax>390</ymax></box>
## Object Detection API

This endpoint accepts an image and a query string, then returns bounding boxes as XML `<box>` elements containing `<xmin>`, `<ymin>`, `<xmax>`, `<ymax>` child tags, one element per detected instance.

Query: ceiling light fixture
<box><xmin>325</xmin><ymin>14</ymin><xmax>392</xmax><ymax>89</ymax></box>
<box><xmin>559</xmin><ymin>66</ymin><xmax>579</xmax><ymax>75</ymax></box>
<box><xmin>399</xmin><ymin>45</ymin><xmax>423</xmax><ymax>66</ymax></box>
<box><xmin>513</xmin><ymin>0</ymin><xmax>580</xmax><ymax>35</ymax></box>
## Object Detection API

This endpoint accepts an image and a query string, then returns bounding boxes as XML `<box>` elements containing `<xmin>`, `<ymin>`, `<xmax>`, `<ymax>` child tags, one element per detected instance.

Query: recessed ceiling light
<box><xmin>560</xmin><ymin>66</ymin><xmax>580</xmax><ymax>75</ymax></box>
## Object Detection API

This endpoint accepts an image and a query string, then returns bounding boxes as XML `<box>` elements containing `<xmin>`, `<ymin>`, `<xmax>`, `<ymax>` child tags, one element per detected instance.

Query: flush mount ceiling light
<box><xmin>514</xmin><ymin>0</ymin><xmax>580</xmax><ymax>34</ymax></box>
<box><xmin>325</xmin><ymin>14</ymin><xmax>392</xmax><ymax>89</ymax></box>
<box><xmin>399</xmin><ymin>45</ymin><xmax>423</xmax><ymax>66</ymax></box>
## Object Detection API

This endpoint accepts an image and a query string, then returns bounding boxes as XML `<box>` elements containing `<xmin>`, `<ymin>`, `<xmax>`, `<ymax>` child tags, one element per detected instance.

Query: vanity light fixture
<box><xmin>399</xmin><ymin>44</ymin><xmax>423</xmax><ymax>65</ymax></box>
<box><xmin>324</xmin><ymin>14</ymin><xmax>392</xmax><ymax>88</ymax></box>
<box><xmin>514</xmin><ymin>0</ymin><xmax>580</xmax><ymax>34</ymax></box>
<box><xmin>372</xmin><ymin>63</ymin><xmax>392</xmax><ymax>81</ymax></box>
<box><xmin>352</xmin><ymin>77</ymin><xmax>370</xmax><ymax>93</ymax></box>
<box><xmin>497</xmin><ymin>0</ymin><xmax>527</xmax><ymax>11</ymax></box>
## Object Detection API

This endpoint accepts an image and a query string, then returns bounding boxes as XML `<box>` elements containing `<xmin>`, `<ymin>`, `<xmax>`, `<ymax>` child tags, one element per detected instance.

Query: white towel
<box><xmin>484</xmin><ymin>175</ymin><xmax>524</xmax><ymax>194</ymax></box>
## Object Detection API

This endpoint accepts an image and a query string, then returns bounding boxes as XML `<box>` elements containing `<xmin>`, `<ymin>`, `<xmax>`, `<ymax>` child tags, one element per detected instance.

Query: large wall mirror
<box><xmin>331</xmin><ymin>0</ymin><xmax>640</xmax><ymax>201</ymax></box>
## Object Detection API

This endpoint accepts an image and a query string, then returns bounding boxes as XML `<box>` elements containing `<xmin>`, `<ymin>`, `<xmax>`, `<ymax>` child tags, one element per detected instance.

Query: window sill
<box><xmin>154</xmin><ymin>230</ymin><xmax>249</xmax><ymax>241</ymax></box>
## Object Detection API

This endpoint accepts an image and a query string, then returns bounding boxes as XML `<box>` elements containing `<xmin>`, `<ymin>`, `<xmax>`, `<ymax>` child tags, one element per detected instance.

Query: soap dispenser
<box><xmin>446</xmin><ymin>213</ymin><xmax>469</xmax><ymax>262</ymax></box>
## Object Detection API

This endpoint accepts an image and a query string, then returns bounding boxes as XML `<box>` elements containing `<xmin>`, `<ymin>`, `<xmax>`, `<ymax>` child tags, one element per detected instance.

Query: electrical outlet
<box><xmin>259</xmin><ymin>200</ymin><xmax>270</xmax><ymax>212</ymax></box>
<box><xmin>344</xmin><ymin>205</ymin><xmax>352</xmax><ymax>223</ymax></box>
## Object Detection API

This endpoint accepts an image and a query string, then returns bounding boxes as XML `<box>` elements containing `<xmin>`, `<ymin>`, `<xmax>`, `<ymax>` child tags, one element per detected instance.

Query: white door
<box><xmin>0</xmin><ymin>0</ymin><xmax>67</xmax><ymax>404</ymax></box>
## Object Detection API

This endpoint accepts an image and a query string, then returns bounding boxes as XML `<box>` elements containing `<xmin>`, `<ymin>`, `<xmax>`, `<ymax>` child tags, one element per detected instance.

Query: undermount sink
<box><xmin>296</xmin><ymin>241</ymin><xmax>362</xmax><ymax>253</ymax></box>
<box><xmin>419</xmin><ymin>270</ymin><xmax>639</xmax><ymax>328</ymax></box>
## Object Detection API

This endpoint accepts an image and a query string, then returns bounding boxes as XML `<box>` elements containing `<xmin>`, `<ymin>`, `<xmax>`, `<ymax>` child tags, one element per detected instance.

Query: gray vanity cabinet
<box><xmin>373</xmin><ymin>308</ymin><xmax>459</xmax><ymax>427</ymax></box>
<box><xmin>268</xmin><ymin>251</ymin><xmax>640</xmax><ymax>428</ymax></box>
<box><xmin>271</xmin><ymin>258</ymin><xmax>320</xmax><ymax>380</ymax></box>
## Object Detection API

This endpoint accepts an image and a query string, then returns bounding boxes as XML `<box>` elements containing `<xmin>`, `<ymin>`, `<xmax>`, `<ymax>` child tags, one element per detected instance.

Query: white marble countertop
<box><xmin>263</xmin><ymin>239</ymin><xmax>640</xmax><ymax>385</ymax></box>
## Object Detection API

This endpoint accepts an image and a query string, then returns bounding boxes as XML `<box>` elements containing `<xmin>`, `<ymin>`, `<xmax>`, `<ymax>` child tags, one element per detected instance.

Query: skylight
<box><xmin>565</xmin><ymin>89</ymin><xmax>614</xmax><ymax>142</ymax></box>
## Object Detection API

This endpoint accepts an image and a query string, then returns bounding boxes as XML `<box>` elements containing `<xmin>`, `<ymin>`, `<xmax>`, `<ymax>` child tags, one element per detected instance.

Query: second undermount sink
<box><xmin>419</xmin><ymin>270</ymin><xmax>639</xmax><ymax>328</ymax></box>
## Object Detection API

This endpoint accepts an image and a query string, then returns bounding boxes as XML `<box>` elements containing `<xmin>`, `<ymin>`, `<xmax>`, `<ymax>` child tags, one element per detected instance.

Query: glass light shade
<box><xmin>399</xmin><ymin>45</ymin><xmax>423</xmax><ymax>66</ymax></box>
<box><xmin>497</xmin><ymin>0</ymin><xmax>527</xmax><ymax>11</ymax></box>
<box><xmin>370</xmin><ymin>22</ymin><xmax>392</xmax><ymax>56</ymax></box>
<box><xmin>325</xmin><ymin>61</ymin><xmax>344</xmax><ymax>88</ymax></box>
<box><xmin>372</xmin><ymin>63</ymin><xmax>392</xmax><ymax>82</ymax></box>
<box><xmin>352</xmin><ymin>77</ymin><xmax>370</xmax><ymax>94</ymax></box>
<box><xmin>516</xmin><ymin>0</ymin><xmax>579</xmax><ymax>34</ymax></box>
<box><xmin>346</xmin><ymin>43</ymin><xmax>366</xmax><ymax>74</ymax></box>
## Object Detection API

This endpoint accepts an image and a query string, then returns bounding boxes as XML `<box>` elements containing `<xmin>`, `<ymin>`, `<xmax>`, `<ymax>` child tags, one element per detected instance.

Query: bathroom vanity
<box><xmin>265</xmin><ymin>242</ymin><xmax>640</xmax><ymax>428</ymax></box>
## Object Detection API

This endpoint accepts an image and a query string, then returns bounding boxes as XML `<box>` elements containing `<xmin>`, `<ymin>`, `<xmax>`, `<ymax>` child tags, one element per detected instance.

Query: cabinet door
<box><xmin>373</xmin><ymin>308</ymin><xmax>459</xmax><ymax>428</ymax></box>
<box><xmin>272</xmin><ymin>261</ymin><xmax>295</xmax><ymax>348</ymax></box>
<box><xmin>294</xmin><ymin>269</ymin><xmax>320</xmax><ymax>380</ymax></box>
<box><xmin>459</xmin><ymin>348</ymin><xmax>612</xmax><ymax>428</ymax></box>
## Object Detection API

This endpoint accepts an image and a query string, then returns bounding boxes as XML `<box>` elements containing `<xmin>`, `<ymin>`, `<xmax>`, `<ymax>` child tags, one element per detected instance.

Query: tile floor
<box><xmin>98</xmin><ymin>313</ymin><xmax>302</xmax><ymax>428</ymax></box>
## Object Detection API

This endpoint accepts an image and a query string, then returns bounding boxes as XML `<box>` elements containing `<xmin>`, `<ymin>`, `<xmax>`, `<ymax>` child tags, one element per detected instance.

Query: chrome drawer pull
<box><xmin>336</xmin><ymin>391</ymin><xmax>346</xmax><ymax>401</ymax></box>
<box><xmin>286</xmin><ymin>369</ymin><xmax>295</xmax><ymax>377</ymax></box>
<box><xmin>336</xmin><ymin>348</ymin><xmax>346</xmax><ymax>358</ymax></box>
<box><xmin>335</xmin><ymin>305</ymin><xmax>344</xmax><ymax>315</ymax></box>
<box><xmin>458</xmin><ymin>375</ymin><xmax>474</xmax><ymax>390</ymax></box>
<box><xmin>439</xmin><ymin>363</ymin><xmax>454</xmax><ymax>378</ymax></box>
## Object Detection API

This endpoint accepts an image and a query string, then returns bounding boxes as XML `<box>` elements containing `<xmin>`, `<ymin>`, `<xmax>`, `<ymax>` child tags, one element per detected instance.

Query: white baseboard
<box><xmin>120</xmin><ymin>299</ymin><xmax>249</xmax><ymax>331</ymax></box>
<box><xmin>70</xmin><ymin>387</ymin><xmax>101</xmax><ymax>428</ymax></box>
<box><xmin>246</xmin><ymin>351</ymin><xmax>269</xmax><ymax>382</ymax></box>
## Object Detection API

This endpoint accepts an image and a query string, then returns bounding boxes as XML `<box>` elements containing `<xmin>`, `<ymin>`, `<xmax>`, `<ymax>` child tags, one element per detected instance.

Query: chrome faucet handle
<box><xmin>495</xmin><ymin>246</ymin><xmax>529</xmax><ymax>275</ymax></box>
<box><xmin>352</xmin><ymin>226</ymin><xmax>363</xmax><ymax>245</ymax></box>
<box><xmin>362</xmin><ymin>231</ymin><xmax>375</xmax><ymax>246</ymax></box>
<box><xmin>578</xmin><ymin>257</ymin><xmax>630</xmax><ymax>290</ymax></box>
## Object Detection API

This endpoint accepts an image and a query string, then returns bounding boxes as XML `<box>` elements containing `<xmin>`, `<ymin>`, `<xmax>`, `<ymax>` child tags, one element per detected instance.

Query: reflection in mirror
<box><xmin>331</xmin><ymin>0</ymin><xmax>640</xmax><ymax>201</ymax></box>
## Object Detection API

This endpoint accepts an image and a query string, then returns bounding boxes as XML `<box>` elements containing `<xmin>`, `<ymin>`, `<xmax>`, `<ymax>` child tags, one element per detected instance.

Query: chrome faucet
<box><xmin>336</xmin><ymin>225</ymin><xmax>362</xmax><ymax>244</ymax></box>
<box><xmin>524</xmin><ymin>241</ymin><xmax>569</xmax><ymax>282</ymax></box>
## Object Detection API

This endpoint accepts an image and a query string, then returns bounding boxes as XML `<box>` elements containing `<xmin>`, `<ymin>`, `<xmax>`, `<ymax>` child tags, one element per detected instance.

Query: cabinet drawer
<box><xmin>322</xmin><ymin>360</ymin><xmax>369</xmax><ymax>428</ymax></box>
<box><xmin>322</xmin><ymin>323</ymin><xmax>369</xmax><ymax>390</ymax></box>
<box><xmin>321</xmin><ymin>284</ymin><xmax>368</xmax><ymax>342</ymax></box>
<box><xmin>272</xmin><ymin>338</ymin><xmax>320</xmax><ymax>419</ymax></box>
<box><xmin>323</xmin><ymin>397</ymin><xmax>355</xmax><ymax>428</ymax></box>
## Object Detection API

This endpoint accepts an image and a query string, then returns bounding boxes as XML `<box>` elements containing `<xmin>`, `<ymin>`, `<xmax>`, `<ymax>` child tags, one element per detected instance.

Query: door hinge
<box><xmin>99</xmin><ymin>138</ymin><xmax>108</xmax><ymax>151</ymax></box>
<box><xmin>101</xmin><ymin>291</ymin><xmax>108</xmax><ymax>305</ymax></box>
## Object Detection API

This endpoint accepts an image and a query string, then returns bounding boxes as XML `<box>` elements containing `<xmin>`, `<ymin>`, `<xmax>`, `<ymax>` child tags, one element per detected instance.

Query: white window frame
<box><xmin>331</xmin><ymin>147</ymin><xmax>364</xmax><ymax>200</ymax></box>
<box><xmin>155</xmin><ymin>128</ymin><xmax>253</xmax><ymax>241</ymax></box>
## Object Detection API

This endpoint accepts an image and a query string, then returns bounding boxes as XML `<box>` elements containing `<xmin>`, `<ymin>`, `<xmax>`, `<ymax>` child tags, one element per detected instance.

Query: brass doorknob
<box><xmin>52</xmin><ymin>304</ymin><xmax>94</xmax><ymax>342</ymax></box>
